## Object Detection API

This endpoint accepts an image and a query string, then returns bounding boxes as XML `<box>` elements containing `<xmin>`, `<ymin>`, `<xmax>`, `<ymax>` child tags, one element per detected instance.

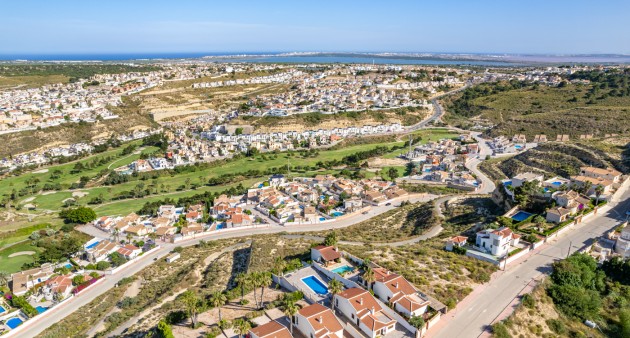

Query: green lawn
<box><xmin>0</xmin><ymin>241</ymin><xmax>41</xmax><ymax>273</ymax></box>
<box><xmin>1</xmin><ymin>140</ymin><xmax>157</xmax><ymax>199</ymax></box>
<box><xmin>91</xmin><ymin>178</ymin><xmax>261</xmax><ymax>216</ymax></box>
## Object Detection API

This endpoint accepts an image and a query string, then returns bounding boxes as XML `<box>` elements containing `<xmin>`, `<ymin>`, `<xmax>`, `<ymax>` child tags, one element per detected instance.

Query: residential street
<box><xmin>11</xmin><ymin>194</ymin><xmax>438</xmax><ymax>338</ymax></box>
<box><xmin>428</xmin><ymin>179</ymin><xmax>630</xmax><ymax>338</ymax></box>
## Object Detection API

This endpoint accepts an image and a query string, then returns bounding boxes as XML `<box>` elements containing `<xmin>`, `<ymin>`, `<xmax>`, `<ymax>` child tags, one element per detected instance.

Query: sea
<box><xmin>1</xmin><ymin>52</ymin><xmax>629</xmax><ymax>65</ymax></box>
<box><xmin>0</xmin><ymin>52</ymin><xmax>524</xmax><ymax>66</ymax></box>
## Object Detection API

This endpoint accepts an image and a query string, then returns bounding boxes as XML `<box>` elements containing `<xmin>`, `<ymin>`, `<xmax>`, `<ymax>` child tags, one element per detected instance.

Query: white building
<box><xmin>295</xmin><ymin>303</ymin><xmax>344</xmax><ymax>338</ymax></box>
<box><xmin>334</xmin><ymin>287</ymin><xmax>396</xmax><ymax>338</ymax></box>
<box><xmin>475</xmin><ymin>227</ymin><xmax>521</xmax><ymax>257</ymax></box>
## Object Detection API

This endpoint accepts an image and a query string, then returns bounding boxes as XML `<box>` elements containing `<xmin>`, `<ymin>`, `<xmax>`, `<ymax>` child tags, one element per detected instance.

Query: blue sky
<box><xmin>1</xmin><ymin>0</ymin><xmax>628</xmax><ymax>55</ymax></box>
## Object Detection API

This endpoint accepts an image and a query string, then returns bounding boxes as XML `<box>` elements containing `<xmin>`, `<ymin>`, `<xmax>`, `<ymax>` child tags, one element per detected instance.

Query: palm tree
<box><xmin>233</xmin><ymin>318</ymin><xmax>251</xmax><ymax>338</ymax></box>
<box><xmin>126</xmin><ymin>232</ymin><xmax>133</xmax><ymax>244</ymax></box>
<box><xmin>273</xmin><ymin>257</ymin><xmax>287</xmax><ymax>277</ymax></box>
<box><xmin>180</xmin><ymin>290</ymin><xmax>202</xmax><ymax>328</ymax></box>
<box><xmin>249</xmin><ymin>273</ymin><xmax>260</xmax><ymax>308</ymax></box>
<box><xmin>259</xmin><ymin>272</ymin><xmax>272</xmax><ymax>308</ymax></box>
<box><xmin>0</xmin><ymin>271</ymin><xmax>9</xmax><ymax>288</ymax></box>
<box><xmin>594</xmin><ymin>185</ymin><xmax>604</xmax><ymax>206</ymax></box>
<box><xmin>111</xmin><ymin>229</ymin><xmax>120</xmax><ymax>243</ymax></box>
<box><xmin>363</xmin><ymin>267</ymin><xmax>376</xmax><ymax>290</ymax></box>
<box><xmin>210</xmin><ymin>291</ymin><xmax>228</xmax><ymax>322</ymax></box>
<box><xmin>283</xmin><ymin>300</ymin><xmax>299</xmax><ymax>335</ymax></box>
<box><xmin>235</xmin><ymin>272</ymin><xmax>247</xmax><ymax>303</ymax></box>
<box><xmin>328</xmin><ymin>279</ymin><xmax>343</xmax><ymax>312</ymax></box>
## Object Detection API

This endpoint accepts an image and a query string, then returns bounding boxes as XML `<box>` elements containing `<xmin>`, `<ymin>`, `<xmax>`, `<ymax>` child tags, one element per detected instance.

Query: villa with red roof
<box><xmin>334</xmin><ymin>287</ymin><xmax>396</xmax><ymax>338</ymax></box>
<box><xmin>295</xmin><ymin>303</ymin><xmax>344</xmax><ymax>338</ymax></box>
<box><xmin>369</xmin><ymin>268</ymin><xmax>430</xmax><ymax>318</ymax></box>
<box><xmin>311</xmin><ymin>245</ymin><xmax>341</xmax><ymax>267</ymax></box>
<box><xmin>249</xmin><ymin>320</ymin><xmax>293</xmax><ymax>338</ymax></box>
<box><xmin>475</xmin><ymin>227</ymin><xmax>521</xmax><ymax>257</ymax></box>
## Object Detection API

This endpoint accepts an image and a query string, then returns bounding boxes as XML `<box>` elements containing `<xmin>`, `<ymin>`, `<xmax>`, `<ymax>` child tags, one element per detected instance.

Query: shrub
<box><xmin>545</xmin><ymin>319</ymin><xmax>566</xmax><ymax>334</ymax></box>
<box><xmin>96</xmin><ymin>261</ymin><xmax>111</xmax><ymax>270</ymax></box>
<box><xmin>156</xmin><ymin>319</ymin><xmax>175</xmax><ymax>338</ymax></box>
<box><xmin>492</xmin><ymin>322</ymin><xmax>512</xmax><ymax>338</ymax></box>
<box><xmin>521</xmin><ymin>293</ymin><xmax>535</xmax><ymax>309</ymax></box>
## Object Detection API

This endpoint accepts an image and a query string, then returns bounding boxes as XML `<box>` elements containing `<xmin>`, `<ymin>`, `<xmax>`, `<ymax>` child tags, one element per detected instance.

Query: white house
<box><xmin>511</xmin><ymin>172</ymin><xmax>544</xmax><ymax>188</ymax></box>
<box><xmin>614</xmin><ymin>225</ymin><xmax>630</xmax><ymax>258</ymax></box>
<box><xmin>475</xmin><ymin>227</ymin><xmax>521</xmax><ymax>257</ymax></box>
<box><xmin>335</xmin><ymin>287</ymin><xmax>396</xmax><ymax>338</ymax></box>
<box><xmin>445</xmin><ymin>236</ymin><xmax>468</xmax><ymax>251</ymax></box>
<box><xmin>369</xmin><ymin>268</ymin><xmax>430</xmax><ymax>318</ymax></box>
<box><xmin>117</xmin><ymin>244</ymin><xmax>142</xmax><ymax>260</ymax></box>
<box><xmin>311</xmin><ymin>245</ymin><xmax>341</xmax><ymax>267</ymax></box>
<box><xmin>295</xmin><ymin>303</ymin><xmax>344</xmax><ymax>338</ymax></box>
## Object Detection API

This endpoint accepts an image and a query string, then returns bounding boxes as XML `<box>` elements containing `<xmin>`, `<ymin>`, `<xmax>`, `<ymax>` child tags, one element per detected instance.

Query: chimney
<box><xmin>359</xmin><ymin>298</ymin><xmax>363</xmax><ymax>305</ymax></box>
<box><xmin>371</xmin><ymin>306</ymin><xmax>375</xmax><ymax>314</ymax></box>
<box><xmin>395</xmin><ymin>282</ymin><xmax>399</xmax><ymax>289</ymax></box>
<box><xmin>318</xmin><ymin>316</ymin><xmax>323</xmax><ymax>323</ymax></box>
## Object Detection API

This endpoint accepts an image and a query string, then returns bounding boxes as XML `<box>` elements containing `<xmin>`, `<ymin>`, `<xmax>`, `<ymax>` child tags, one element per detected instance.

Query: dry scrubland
<box><xmin>444</xmin><ymin>82</ymin><xmax>630</xmax><ymax>137</ymax></box>
<box><xmin>479</xmin><ymin>140</ymin><xmax>630</xmax><ymax>183</ymax></box>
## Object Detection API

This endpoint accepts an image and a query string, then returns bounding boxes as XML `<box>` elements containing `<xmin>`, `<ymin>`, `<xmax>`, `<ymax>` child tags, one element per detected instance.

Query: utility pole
<box><xmin>566</xmin><ymin>240</ymin><xmax>572</xmax><ymax>258</ymax></box>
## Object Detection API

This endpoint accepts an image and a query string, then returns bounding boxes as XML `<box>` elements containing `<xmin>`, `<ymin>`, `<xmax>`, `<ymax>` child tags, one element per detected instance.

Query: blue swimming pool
<box><xmin>302</xmin><ymin>276</ymin><xmax>329</xmax><ymax>295</ymax></box>
<box><xmin>331</xmin><ymin>211</ymin><xmax>344</xmax><ymax>217</ymax></box>
<box><xmin>319</xmin><ymin>217</ymin><xmax>326</xmax><ymax>221</ymax></box>
<box><xmin>503</xmin><ymin>181</ymin><xmax>512</xmax><ymax>186</ymax></box>
<box><xmin>511</xmin><ymin>211</ymin><xmax>533</xmax><ymax>222</ymax></box>
<box><xmin>0</xmin><ymin>305</ymin><xmax>6</xmax><ymax>314</ymax></box>
<box><xmin>36</xmin><ymin>306</ymin><xmax>48</xmax><ymax>314</ymax></box>
<box><xmin>85</xmin><ymin>241</ymin><xmax>100</xmax><ymax>249</ymax></box>
<box><xmin>515</xmin><ymin>145</ymin><xmax>523</xmax><ymax>150</ymax></box>
<box><xmin>64</xmin><ymin>263</ymin><xmax>73</xmax><ymax>269</ymax></box>
<box><xmin>216</xmin><ymin>223</ymin><xmax>226</xmax><ymax>230</ymax></box>
<box><xmin>551</xmin><ymin>181</ymin><xmax>562</xmax><ymax>187</ymax></box>
<box><xmin>6</xmin><ymin>317</ymin><xmax>23</xmax><ymax>329</ymax></box>
<box><xmin>331</xmin><ymin>265</ymin><xmax>354</xmax><ymax>275</ymax></box>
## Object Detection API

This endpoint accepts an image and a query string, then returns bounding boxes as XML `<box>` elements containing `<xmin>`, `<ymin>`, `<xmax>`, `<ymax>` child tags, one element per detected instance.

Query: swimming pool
<box><xmin>511</xmin><ymin>211</ymin><xmax>533</xmax><ymax>222</ymax></box>
<box><xmin>64</xmin><ymin>263</ymin><xmax>73</xmax><ymax>269</ymax></box>
<box><xmin>331</xmin><ymin>265</ymin><xmax>354</xmax><ymax>275</ymax></box>
<box><xmin>331</xmin><ymin>211</ymin><xmax>344</xmax><ymax>217</ymax></box>
<box><xmin>85</xmin><ymin>241</ymin><xmax>100</xmax><ymax>249</ymax></box>
<box><xmin>515</xmin><ymin>145</ymin><xmax>524</xmax><ymax>150</ymax></box>
<box><xmin>551</xmin><ymin>181</ymin><xmax>562</xmax><ymax>187</ymax></box>
<box><xmin>319</xmin><ymin>217</ymin><xmax>326</xmax><ymax>222</ymax></box>
<box><xmin>503</xmin><ymin>181</ymin><xmax>512</xmax><ymax>186</ymax></box>
<box><xmin>6</xmin><ymin>317</ymin><xmax>23</xmax><ymax>329</ymax></box>
<box><xmin>302</xmin><ymin>276</ymin><xmax>329</xmax><ymax>295</ymax></box>
<box><xmin>36</xmin><ymin>306</ymin><xmax>48</xmax><ymax>314</ymax></box>
<box><xmin>216</xmin><ymin>223</ymin><xmax>226</xmax><ymax>230</ymax></box>
<box><xmin>0</xmin><ymin>305</ymin><xmax>5</xmax><ymax>314</ymax></box>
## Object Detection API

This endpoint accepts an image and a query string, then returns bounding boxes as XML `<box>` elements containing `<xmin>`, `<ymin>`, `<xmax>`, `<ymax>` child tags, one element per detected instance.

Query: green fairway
<box><xmin>0</xmin><ymin>141</ymin><xmax>158</xmax><ymax>199</ymax></box>
<box><xmin>0</xmin><ymin>241</ymin><xmax>41</xmax><ymax>273</ymax></box>
<box><xmin>3</xmin><ymin>128</ymin><xmax>458</xmax><ymax>223</ymax></box>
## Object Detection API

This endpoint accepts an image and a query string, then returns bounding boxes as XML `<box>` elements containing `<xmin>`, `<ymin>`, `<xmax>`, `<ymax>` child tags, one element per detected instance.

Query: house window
<box><xmin>352</xmin><ymin>314</ymin><xmax>355</xmax><ymax>319</ymax></box>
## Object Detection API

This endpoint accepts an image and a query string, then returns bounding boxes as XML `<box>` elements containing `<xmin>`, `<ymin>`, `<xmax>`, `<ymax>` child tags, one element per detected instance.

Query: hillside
<box><xmin>479</xmin><ymin>140</ymin><xmax>630</xmax><ymax>182</ymax></box>
<box><xmin>444</xmin><ymin>79</ymin><xmax>630</xmax><ymax>138</ymax></box>
<box><xmin>0</xmin><ymin>97</ymin><xmax>157</xmax><ymax>157</ymax></box>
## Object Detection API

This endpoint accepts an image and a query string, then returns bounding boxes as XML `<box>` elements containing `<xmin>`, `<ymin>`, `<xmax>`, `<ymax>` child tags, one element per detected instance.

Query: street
<box><xmin>11</xmin><ymin>194</ymin><xmax>437</xmax><ymax>338</ymax></box>
<box><xmin>428</xmin><ymin>179</ymin><xmax>630</xmax><ymax>338</ymax></box>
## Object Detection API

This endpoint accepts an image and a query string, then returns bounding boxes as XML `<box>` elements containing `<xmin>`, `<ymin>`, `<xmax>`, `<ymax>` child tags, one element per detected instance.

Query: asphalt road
<box><xmin>467</xmin><ymin>132</ymin><xmax>496</xmax><ymax>195</ymax></box>
<box><xmin>11</xmin><ymin>194</ymin><xmax>437</xmax><ymax>338</ymax></box>
<box><xmin>429</xmin><ymin>179</ymin><xmax>630</xmax><ymax>338</ymax></box>
<box><xmin>406</xmin><ymin>84</ymin><xmax>469</xmax><ymax>132</ymax></box>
